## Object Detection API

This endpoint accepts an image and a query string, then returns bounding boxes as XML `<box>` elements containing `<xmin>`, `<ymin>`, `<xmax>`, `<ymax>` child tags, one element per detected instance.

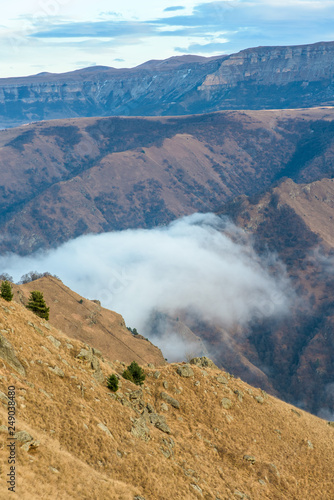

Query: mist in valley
<box><xmin>0</xmin><ymin>213</ymin><xmax>294</xmax><ymax>361</ymax></box>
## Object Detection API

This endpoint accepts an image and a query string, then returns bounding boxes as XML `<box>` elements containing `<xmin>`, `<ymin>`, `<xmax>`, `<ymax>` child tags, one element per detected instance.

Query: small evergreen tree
<box><xmin>106</xmin><ymin>374</ymin><xmax>119</xmax><ymax>392</ymax></box>
<box><xmin>0</xmin><ymin>281</ymin><xmax>13</xmax><ymax>302</ymax></box>
<box><xmin>26</xmin><ymin>291</ymin><xmax>50</xmax><ymax>320</ymax></box>
<box><xmin>122</xmin><ymin>361</ymin><xmax>146</xmax><ymax>386</ymax></box>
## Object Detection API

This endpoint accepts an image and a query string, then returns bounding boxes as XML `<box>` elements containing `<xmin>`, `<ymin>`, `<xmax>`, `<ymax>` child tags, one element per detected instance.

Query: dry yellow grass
<box><xmin>0</xmin><ymin>296</ymin><xmax>334</xmax><ymax>499</ymax></box>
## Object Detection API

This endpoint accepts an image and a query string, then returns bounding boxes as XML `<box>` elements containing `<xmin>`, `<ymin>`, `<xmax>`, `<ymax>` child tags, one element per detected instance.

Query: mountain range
<box><xmin>1</xmin><ymin>41</ymin><xmax>334</xmax><ymax>128</ymax></box>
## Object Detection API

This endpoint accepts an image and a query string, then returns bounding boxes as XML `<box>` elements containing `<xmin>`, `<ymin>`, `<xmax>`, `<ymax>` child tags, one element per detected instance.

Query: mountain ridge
<box><xmin>1</xmin><ymin>41</ymin><xmax>334</xmax><ymax>128</ymax></box>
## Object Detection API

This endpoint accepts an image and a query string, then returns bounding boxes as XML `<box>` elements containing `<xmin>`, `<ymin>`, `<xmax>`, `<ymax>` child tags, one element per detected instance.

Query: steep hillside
<box><xmin>1</xmin><ymin>41</ymin><xmax>334</xmax><ymax>127</ymax></box>
<box><xmin>0</xmin><ymin>297</ymin><xmax>333</xmax><ymax>499</ymax></box>
<box><xmin>217</xmin><ymin>177</ymin><xmax>334</xmax><ymax>417</ymax></box>
<box><xmin>1</xmin><ymin>107</ymin><xmax>334</xmax><ymax>254</ymax></box>
<box><xmin>12</xmin><ymin>276</ymin><xmax>166</xmax><ymax>368</ymax></box>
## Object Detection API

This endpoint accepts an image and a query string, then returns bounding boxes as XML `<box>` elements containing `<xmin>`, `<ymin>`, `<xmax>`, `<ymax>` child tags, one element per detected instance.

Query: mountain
<box><xmin>12</xmin><ymin>275</ymin><xmax>165</xmax><ymax>367</ymax></box>
<box><xmin>0</xmin><ymin>293</ymin><xmax>333</xmax><ymax>499</ymax></box>
<box><xmin>1</xmin><ymin>107</ymin><xmax>334</xmax><ymax>254</ymax></box>
<box><xmin>216</xmin><ymin>177</ymin><xmax>334</xmax><ymax>417</ymax></box>
<box><xmin>1</xmin><ymin>41</ymin><xmax>334</xmax><ymax>128</ymax></box>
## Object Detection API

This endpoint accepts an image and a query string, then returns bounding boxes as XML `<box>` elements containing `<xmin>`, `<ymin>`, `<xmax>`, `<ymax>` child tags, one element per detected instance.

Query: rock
<box><xmin>92</xmin><ymin>348</ymin><xmax>103</xmax><ymax>359</ymax></box>
<box><xmin>160</xmin><ymin>392</ymin><xmax>180</xmax><ymax>409</ymax></box>
<box><xmin>47</xmin><ymin>335</ymin><xmax>61</xmax><ymax>349</ymax></box>
<box><xmin>76</xmin><ymin>349</ymin><xmax>93</xmax><ymax>363</ymax></box>
<box><xmin>93</xmin><ymin>368</ymin><xmax>104</xmax><ymax>383</ymax></box>
<box><xmin>131</xmin><ymin>416</ymin><xmax>150</xmax><ymax>441</ymax></box>
<box><xmin>234</xmin><ymin>389</ymin><xmax>244</xmax><ymax>402</ymax></box>
<box><xmin>221</xmin><ymin>398</ymin><xmax>233</xmax><ymax>409</ymax></box>
<box><xmin>91</xmin><ymin>356</ymin><xmax>100</xmax><ymax>371</ymax></box>
<box><xmin>190</xmin><ymin>356</ymin><xmax>217</xmax><ymax>369</ymax></box>
<box><xmin>0</xmin><ymin>391</ymin><xmax>9</xmax><ymax>403</ymax></box>
<box><xmin>163</xmin><ymin>380</ymin><xmax>168</xmax><ymax>389</ymax></box>
<box><xmin>328</xmin><ymin>421</ymin><xmax>334</xmax><ymax>427</ymax></box>
<box><xmin>243</xmin><ymin>455</ymin><xmax>256</xmax><ymax>464</ymax></box>
<box><xmin>0</xmin><ymin>425</ymin><xmax>8</xmax><ymax>433</ymax></box>
<box><xmin>216</xmin><ymin>375</ymin><xmax>229</xmax><ymax>385</ymax></box>
<box><xmin>160</xmin><ymin>403</ymin><xmax>169</xmax><ymax>412</ymax></box>
<box><xmin>307</xmin><ymin>440</ymin><xmax>314</xmax><ymax>449</ymax></box>
<box><xmin>134</xmin><ymin>496</ymin><xmax>146</xmax><ymax>500</ymax></box>
<box><xmin>66</xmin><ymin>343</ymin><xmax>73</xmax><ymax>350</ymax></box>
<box><xmin>177</xmin><ymin>365</ymin><xmax>194</xmax><ymax>378</ymax></box>
<box><xmin>149</xmin><ymin>413</ymin><xmax>171</xmax><ymax>434</ymax></box>
<box><xmin>15</xmin><ymin>431</ymin><xmax>33</xmax><ymax>443</ymax></box>
<box><xmin>191</xmin><ymin>484</ymin><xmax>203</xmax><ymax>495</ymax></box>
<box><xmin>48</xmin><ymin>366</ymin><xmax>65</xmax><ymax>378</ymax></box>
<box><xmin>49</xmin><ymin>467</ymin><xmax>59</xmax><ymax>474</ymax></box>
<box><xmin>153</xmin><ymin>371</ymin><xmax>161</xmax><ymax>379</ymax></box>
<box><xmin>291</xmin><ymin>408</ymin><xmax>301</xmax><ymax>417</ymax></box>
<box><xmin>97</xmin><ymin>423</ymin><xmax>113</xmax><ymax>438</ymax></box>
<box><xmin>22</xmin><ymin>440</ymin><xmax>40</xmax><ymax>452</ymax></box>
<box><xmin>0</xmin><ymin>332</ymin><xmax>26</xmax><ymax>376</ymax></box>
<box><xmin>255</xmin><ymin>396</ymin><xmax>265</xmax><ymax>404</ymax></box>
<box><xmin>146</xmin><ymin>403</ymin><xmax>155</xmax><ymax>413</ymax></box>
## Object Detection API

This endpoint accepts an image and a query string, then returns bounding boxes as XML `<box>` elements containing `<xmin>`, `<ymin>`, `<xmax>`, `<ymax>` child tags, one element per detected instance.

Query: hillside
<box><xmin>12</xmin><ymin>276</ymin><xmax>166</xmax><ymax>368</ymax></box>
<box><xmin>1</xmin><ymin>107</ymin><xmax>334</xmax><ymax>254</ymax></box>
<box><xmin>0</xmin><ymin>296</ymin><xmax>334</xmax><ymax>499</ymax></box>
<box><xmin>1</xmin><ymin>41</ymin><xmax>334</xmax><ymax>127</ymax></box>
<box><xmin>217</xmin><ymin>177</ymin><xmax>334</xmax><ymax>417</ymax></box>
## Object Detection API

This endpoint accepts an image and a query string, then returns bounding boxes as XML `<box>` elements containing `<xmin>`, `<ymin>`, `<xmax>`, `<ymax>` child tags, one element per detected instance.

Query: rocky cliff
<box><xmin>1</xmin><ymin>41</ymin><xmax>334</xmax><ymax>127</ymax></box>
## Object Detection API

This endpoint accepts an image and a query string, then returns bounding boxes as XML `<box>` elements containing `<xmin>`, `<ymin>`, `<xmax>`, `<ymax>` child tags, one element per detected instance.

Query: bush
<box><xmin>122</xmin><ymin>361</ymin><xmax>146</xmax><ymax>386</ymax></box>
<box><xmin>0</xmin><ymin>281</ymin><xmax>13</xmax><ymax>302</ymax></box>
<box><xmin>106</xmin><ymin>374</ymin><xmax>119</xmax><ymax>392</ymax></box>
<box><xmin>26</xmin><ymin>291</ymin><xmax>50</xmax><ymax>320</ymax></box>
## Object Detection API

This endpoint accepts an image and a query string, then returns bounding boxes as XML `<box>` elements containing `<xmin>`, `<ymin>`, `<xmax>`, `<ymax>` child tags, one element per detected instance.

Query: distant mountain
<box><xmin>1</xmin><ymin>107</ymin><xmax>334</xmax><ymax>254</ymax></box>
<box><xmin>1</xmin><ymin>41</ymin><xmax>334</xmax><ymax>127</ymax></box>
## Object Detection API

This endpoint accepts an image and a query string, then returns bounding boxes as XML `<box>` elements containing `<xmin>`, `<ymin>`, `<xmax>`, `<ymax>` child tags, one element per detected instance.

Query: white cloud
<box><xmin>0</xmin><ymin>213</ymin><xmax>293</xmax><ymax>360</ymax></box>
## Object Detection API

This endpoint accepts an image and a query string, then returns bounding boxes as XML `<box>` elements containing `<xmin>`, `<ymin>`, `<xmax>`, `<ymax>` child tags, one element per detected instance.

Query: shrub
<box><xmin>26</xmin><ymin>291</ymin><xmax>50</xmax><ymax>320</ymax></box>
<box><xmin>106</xmin><ymin>374</ymin><xmax>119</xmax><ymax>392</ymax></box>
<box><xmin>122</xmin><ymin>361</ymin><xmax>146</xmax><ymax>386</ymax></box>
<box><xmin>0</xmin><ymin>281</ymin><xmax>13</xmax><ymax>302</ymax></box>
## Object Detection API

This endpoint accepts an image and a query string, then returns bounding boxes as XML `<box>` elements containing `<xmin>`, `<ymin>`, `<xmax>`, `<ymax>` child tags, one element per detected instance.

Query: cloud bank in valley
<box><xmin>0</xmin><ymin>213</ymin><xmax>293</xmax><ymax>360</ymax></box>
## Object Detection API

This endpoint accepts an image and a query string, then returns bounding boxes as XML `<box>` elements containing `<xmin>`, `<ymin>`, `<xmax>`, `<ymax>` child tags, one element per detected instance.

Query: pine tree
<box><xmin>122</xmin><ymin>361</ymin><xmax>146</xmax><ymax>386</ymax></box>
<box><xmin>0</xmin><ymin>280</ymin><xmax>13</xmax><ymax>302</ymax></box>
<box><xmin>26</xmin><ymin>291</ymin><xmax>50</xmax><ymax>320</ymax></box>
<box><xmin>106</xmin><ymin>374</ymin><xmax>119</xmax><ymax>392</ymax></box>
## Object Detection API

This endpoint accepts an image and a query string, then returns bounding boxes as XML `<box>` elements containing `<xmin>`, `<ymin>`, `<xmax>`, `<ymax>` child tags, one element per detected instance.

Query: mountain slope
<box><xmin>217</xmin><ymin>177</ymin><xmax>334</xmax><ymax>417</ymax></box>
<box><xmin>1</xmin><ymin>107</ymin><xmax>334</xmax><ymax>254</ymax></box>
<box><xmin>12</xmin><ymin>275</ymin><xmax>165</xmax><ymax>367</ymax></box>
<box><xmin>0</xmin><ymin>296</ymin><xmax>333</xmax><ymax>499</ymax></box>
<box><xmin>1</xmin><ymin>41</ymin><xmax>334</xmax><ymax>127</ymax></box>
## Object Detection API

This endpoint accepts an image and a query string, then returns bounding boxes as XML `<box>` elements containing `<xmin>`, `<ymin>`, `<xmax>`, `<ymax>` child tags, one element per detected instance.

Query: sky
<box><xmin>1</xmin><ymin>0</ymin><xmax>334</xmax><ymax>77</ymax></box>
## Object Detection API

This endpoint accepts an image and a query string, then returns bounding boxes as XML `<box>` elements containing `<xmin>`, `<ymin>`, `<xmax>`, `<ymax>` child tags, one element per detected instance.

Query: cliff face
<box><xmin>1</xmin><ymin>41</ymin><xmax>334</xmax><ymax>127</ymax></box>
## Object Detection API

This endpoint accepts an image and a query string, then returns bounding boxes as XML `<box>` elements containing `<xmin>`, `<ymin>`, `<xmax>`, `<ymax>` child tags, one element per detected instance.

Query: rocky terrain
<box><xmin>1</xmin><ymin>107</ymin><xmax>334</xmax><ymax>254</ymax></box>
<box><xmin>1</xmin><ymin>41</ymin><xmax>334</xmax><ymax>128</ymax></box>
<box><xmin>0</xmin><ymin>293</ymin><xmax>334</xmax><ymax>499</ymax></box>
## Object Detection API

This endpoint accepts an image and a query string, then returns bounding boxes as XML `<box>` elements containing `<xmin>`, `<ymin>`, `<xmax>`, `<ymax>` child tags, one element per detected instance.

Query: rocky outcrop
<box><xmin>1</xmin><ymin>41</ymin><xmax>334</xmax><ymax>127</ymax></box>
<box><xmin>0</xmin><ymin>331</ymin><xmax>26</xmax><ymax>376</ymax></box>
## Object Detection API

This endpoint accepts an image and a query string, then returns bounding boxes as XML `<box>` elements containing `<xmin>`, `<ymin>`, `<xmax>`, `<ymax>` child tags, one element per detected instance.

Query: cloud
<box><xmin>175</xmin><ymin>41</ymin><xmax>229</xmax><ymax>53</ymax></box>
<box><xmin>164</xmin><ymin>6</ymin><xmax>186</xmax><ymax>12</ymax></box>
<box><xmin>0</xmin><ymin>213</ymin><xmax>293</xmax><ymax>361</ymax></box>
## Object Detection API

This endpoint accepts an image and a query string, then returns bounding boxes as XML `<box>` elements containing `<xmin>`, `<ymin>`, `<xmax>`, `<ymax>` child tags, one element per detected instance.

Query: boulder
<box><xmin>0</xmin><ymin>332</ymin><xmax>26</xmax><ymax>376</ymax></box>
<box><xmin>190</xmin><ymin>357</ymin><xmax>218</xmax><ymax>369</ymax></box>
<box><xmin>177</xmin><ymin>365</ymin><xmax>194</xmax><ymax>378</ymax></box>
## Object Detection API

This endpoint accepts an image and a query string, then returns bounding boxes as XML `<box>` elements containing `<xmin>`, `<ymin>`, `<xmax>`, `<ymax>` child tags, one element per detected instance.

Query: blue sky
<box><xmin>1</xmin><ymin>0</ymin><xmax>334</xmax><ymax>77</ymax></box>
